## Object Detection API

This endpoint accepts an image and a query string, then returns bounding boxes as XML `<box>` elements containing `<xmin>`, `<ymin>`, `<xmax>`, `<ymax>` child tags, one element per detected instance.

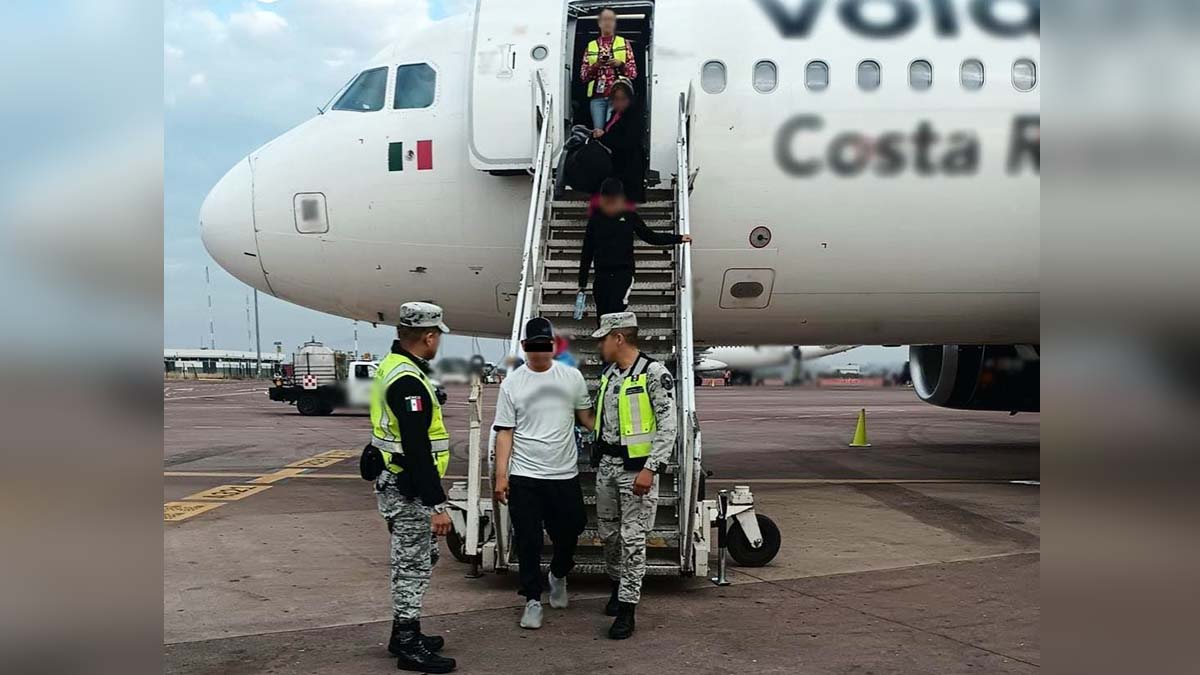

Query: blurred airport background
<box><xmin>0</xmin><ymin>1</ymin><xmax>1197</xmax><ymax>674</ymax></box>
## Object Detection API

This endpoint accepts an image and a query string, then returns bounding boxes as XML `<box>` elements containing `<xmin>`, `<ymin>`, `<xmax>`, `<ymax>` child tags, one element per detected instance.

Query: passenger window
<box><xmin>332</xmin><ymin>67</ymin><xmax>388</xmax><ymax>112</ymax></box>
<box><xmin>753</xmin><ymin>60</ymin><xmax>778</xmax><ymax>94</ymax></box>
<box><xmin>805</xmin><ymin>60</ymin><xmax>829</xmax><ymax>91</ymax></box>
<box><xmin>909</xmin><ymin>60</ymin><xmax>933</xmax><ymax>91</ymax></box>
<box><xmin>394</xmin><ymin>63</ymin><xmax>436</xmax><ymax>109</ymax></box>
<box><xmin>701</xmin><ymin>61</ymin><xmax>727</xmax><ymax>94</ymax></box>
<box><xmin>857</xmin><ymin>60</ymin><xmax>881</xmax><ymax>91</ymax></box>
<box><xmin>1012</xmin><ymin>59</ymin><xmax>1037</xmax><ymax>92</ymax></box>
<box><xmin>960</xmin><ymin>59</ymin><xmax>985</xmax><ymax>90</ymax></box>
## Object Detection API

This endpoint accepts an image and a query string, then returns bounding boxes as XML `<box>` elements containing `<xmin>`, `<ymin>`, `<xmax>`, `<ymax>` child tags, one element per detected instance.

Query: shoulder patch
<box><xmin>404</xmin><ymin>395</ymin><xmax>424</xmax><ymax>412</ymax></box>
<box><xmin>659</xmin><ymin>372</ymin><xmax>675</xmax><ymax>393</ymax></box>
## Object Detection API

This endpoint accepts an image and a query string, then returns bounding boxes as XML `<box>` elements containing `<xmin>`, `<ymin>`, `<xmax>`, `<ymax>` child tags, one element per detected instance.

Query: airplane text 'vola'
<box><xmin>756</xmin><ymin>0</ymin><xmax>1040</xmax><ymax>39</ymax></box>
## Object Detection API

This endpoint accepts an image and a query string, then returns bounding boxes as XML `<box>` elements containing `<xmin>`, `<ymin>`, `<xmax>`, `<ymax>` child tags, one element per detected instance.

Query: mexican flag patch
<box><xmin>405</xmin><ymin>396</ymin><xmax>424</xmax><ymax>412</ymax></box>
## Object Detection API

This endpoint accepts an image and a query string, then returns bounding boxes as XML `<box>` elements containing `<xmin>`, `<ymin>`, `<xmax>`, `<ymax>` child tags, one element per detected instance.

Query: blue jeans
<box><xmin>590</xmin><ymin>97</ymin><xmax>611</xmax><ymax>130</ymax></box>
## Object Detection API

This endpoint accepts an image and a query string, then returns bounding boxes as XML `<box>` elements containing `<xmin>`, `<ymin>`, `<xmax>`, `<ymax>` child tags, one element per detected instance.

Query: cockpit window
<box><xmin>333</xmin><ymin>67</ymin><xmax>388</xmax><ymax>112</ymax></box>
<box><xmin>394</xmin><ymin>63</ymin><xmax>436</xmax><ymax>110</ymax></box>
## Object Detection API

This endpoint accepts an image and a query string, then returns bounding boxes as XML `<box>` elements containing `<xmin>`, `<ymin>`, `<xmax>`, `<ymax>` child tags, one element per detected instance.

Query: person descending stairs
<box><xmin>502</xmin><ymin>173</ymin><xmax>694</xmax><ymax>583</ymax></box>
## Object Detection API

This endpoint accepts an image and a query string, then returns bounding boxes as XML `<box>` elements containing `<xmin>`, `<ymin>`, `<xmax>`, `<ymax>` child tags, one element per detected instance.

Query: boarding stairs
<box><xmin>449</xmin><ymin>76</ymin><xmax>772</xmax><ymax>581</ymax></box>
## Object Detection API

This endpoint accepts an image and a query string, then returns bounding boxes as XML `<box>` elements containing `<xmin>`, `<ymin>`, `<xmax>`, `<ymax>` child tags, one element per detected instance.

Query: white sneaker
<box><xmin>548</xmin><ymin>572</ymin><xmax>569</xmax><ymax>609</ymax></box>
<box><xmin>520</xmin><ymin>599</ymin><xmax>543</xmax><ymax>629</ymax></box>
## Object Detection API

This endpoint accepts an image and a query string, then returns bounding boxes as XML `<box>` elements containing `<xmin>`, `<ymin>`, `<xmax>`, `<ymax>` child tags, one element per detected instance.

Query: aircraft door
<box><xmin>468</xmin><ymin>0</ymin><xmax>567</xmax><ymax>171</ymax></box>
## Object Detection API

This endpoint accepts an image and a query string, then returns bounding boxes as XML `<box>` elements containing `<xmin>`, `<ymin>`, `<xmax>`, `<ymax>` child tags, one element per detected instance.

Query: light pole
<box><xmin>254</xmin><ymin>289</ymin><xmax>262</xmax><ymax>377</ymax></box>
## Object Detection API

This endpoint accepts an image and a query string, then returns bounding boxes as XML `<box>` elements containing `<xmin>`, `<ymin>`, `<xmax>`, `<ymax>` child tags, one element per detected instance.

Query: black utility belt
<box><xmin>598</xmin><ymin>440</ymin><xmax>627</xmax><ymax>457</ymax></box>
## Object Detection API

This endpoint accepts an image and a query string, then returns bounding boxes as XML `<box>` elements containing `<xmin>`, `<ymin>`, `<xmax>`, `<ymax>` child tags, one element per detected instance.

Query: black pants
<box><xmin>593</xmin><ymin>268</ymin><xmax>634</xmax><ymax>324</ymax></box>
<box><xmin>508</xmin><ymin>475</ymin><xmax>588</xmax><ymax>601</ymax></box>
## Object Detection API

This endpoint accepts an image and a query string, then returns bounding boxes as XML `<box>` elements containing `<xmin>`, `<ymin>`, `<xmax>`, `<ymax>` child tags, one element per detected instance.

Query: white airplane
<box><xmin>694</xmin><ymin>345</ymin><xmax>855</xmax><ymax>373</ymax></box>
<box><xmin>200</xmin><ymin>0</ymin><xmax>1039</xmax><ymax>411</ymax></box>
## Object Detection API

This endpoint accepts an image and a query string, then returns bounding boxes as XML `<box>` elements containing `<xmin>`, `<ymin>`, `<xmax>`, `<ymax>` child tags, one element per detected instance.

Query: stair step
<box><xmin>542</xmin><ymin>281</ymin><xmax>676</xmax><ymax>291</ymax></box>
<box><xmin>557</xmin><ymin>327</ymin><xmax>675</xmax><ymax>339</ymax></box>
<box><xmin>542</xmin><ymin>260</ymin><xmax>675</xmax><ymax>271</ymax></box>
<box><xmin>582</xmin><ymin>494</ymin><xmax>678</xmax><ymax>506</ymax></box>
<box><xmin>538</xmin><ymin>561</ymin><xmax>681</xmax><ymax>576</ymax></box>
<box><xmin>578</xmin><ymin>527</ymin><xmax>680</xmax><ymax>548</ymax></box>
<box><xmin>558</xmin><ymin>188</ymin><xmax>674</xmax><ymax>202</ymax></box>
<box><xmin>549</xmin><ymin>219</ymin><xmax>674</xmax><ymax>230</ymax></box>
<box><xmin>575</xmin><ymin>462</ymin><xmax>679</xmax><ymax>475</ymax></box>
<box><xmin>549</xmin><ymin>236</ymin><xmax>681</xmax><ymax>247</ymax></box>
<box><xmin>540</xmin><ymin>303</ymin><xmax>675</xmax><ymax>315</ymax></box>
<box><xmin>551</xmin><ymin>199</ymin><xmax>673</xmax><ymax>210</ymax></box>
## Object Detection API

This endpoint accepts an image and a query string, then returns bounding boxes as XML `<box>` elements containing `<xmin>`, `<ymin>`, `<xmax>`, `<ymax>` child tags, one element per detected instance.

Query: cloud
<box><xmin>165</xmin><ymin>0</ymin><xmax>465</xmax><ymax>350</ymax></box>
<box><xmin>228</xmin><ymin>7</ymin><xmax>288</xmax><ymax>39</ymax></box>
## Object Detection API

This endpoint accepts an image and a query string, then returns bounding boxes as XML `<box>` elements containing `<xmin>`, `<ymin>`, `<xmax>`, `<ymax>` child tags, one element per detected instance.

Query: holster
<box><xmin>588</xmin><ymin>438</ymin><xmax>602</xmax><ymax>468</ymax></box>
<box><xmin>359</xmin><ymin>442</ymin><xmax>385</xmax><ymax>481</ymax></box>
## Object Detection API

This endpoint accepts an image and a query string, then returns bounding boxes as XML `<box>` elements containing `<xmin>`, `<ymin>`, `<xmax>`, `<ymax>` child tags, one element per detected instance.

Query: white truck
<box><xmin>268</xmin><ymin>341</ymin><xmax>446</xmax><ymax>416</ymax></box>
<box><xmin>268</xmin><ymin>342</ymin><xmax>376</xmax><ymax>416</ymax></box>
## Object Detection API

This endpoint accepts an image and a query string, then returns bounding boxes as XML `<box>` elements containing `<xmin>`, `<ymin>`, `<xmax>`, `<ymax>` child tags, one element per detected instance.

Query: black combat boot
<box><xmin>604</xmin><ymin>580</ymin><xmax>620</xmax><ymax>617</ymax></box>
<box><xmin>388</xmin><ymin>619</ymin><xmax>445</xmax><ymax>655</ymax></box>
<box><xmin>392</xmin><ymin>621</ymin><xmax>456</xmax><ymax>673</ymax></box>
<box><xmin>607</xmin><ymin>602</ymin><xmax>636</xmax><ymax>640</ymax></box>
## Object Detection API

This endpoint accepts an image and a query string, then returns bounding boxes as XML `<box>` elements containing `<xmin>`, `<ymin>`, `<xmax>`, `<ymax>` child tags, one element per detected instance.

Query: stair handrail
<box><xmin>507</xmin><ymin>70</ymin><xmax>556</xmax><ymax>358</ymax></box>
<box><xmin>675</xmin><ymin>91</ymin><xmax>700</xmax><ymax>573</ymax></box>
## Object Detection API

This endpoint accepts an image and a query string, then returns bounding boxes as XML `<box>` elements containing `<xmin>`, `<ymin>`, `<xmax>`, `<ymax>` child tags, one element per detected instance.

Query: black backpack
<box><xmin>562</xmin><ymin>132</ymin><xmax>612</xmax><ymax>194</ymax></box>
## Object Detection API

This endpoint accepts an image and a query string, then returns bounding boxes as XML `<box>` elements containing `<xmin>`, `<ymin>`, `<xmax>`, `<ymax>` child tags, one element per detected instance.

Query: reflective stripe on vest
<box><xmin>595</xmin><ymin>354</ymin><xmax>655</xmax><ymax>459</ymax></box>
<box><xmin>585</xmin><ymin>35</ymin><xmax>628</xmax><ymax>98</ymax></box>
<box><xmin>369</xmin><ymin>352</ymin><xmax>451</xmax><ymax>477</ymax></box>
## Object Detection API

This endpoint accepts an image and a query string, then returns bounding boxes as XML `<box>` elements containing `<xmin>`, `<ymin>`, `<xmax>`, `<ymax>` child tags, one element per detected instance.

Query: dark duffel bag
<box><xmin>562</xmin><ymin>137</ymin><xmax>612</xmax><ymax>194</ymax></box>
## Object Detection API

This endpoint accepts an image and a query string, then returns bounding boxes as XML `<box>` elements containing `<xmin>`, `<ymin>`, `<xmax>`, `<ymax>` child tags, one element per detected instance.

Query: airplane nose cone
<box><xmin>200</xmin><ymin>158</ymin><xmax>268</xmax><ymax>290</ymax></box>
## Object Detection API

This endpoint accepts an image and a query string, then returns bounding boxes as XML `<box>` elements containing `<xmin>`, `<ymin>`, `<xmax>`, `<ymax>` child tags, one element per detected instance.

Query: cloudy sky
<box><xmin>163</xmin><ymin>0</ymin><xmax>904</xmax><ymax>368</ymax></box>
<box><xmin>163</xmin><ymin>0</ymin><xmax>494</xmax><ymax>360</ymax></box>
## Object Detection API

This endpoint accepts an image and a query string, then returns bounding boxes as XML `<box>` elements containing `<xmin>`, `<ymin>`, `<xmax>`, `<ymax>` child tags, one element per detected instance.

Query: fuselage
<box><xmin>201</xmin><ymin>0</ymin><xmax>1039</xmax><ymax>346</ymax></box>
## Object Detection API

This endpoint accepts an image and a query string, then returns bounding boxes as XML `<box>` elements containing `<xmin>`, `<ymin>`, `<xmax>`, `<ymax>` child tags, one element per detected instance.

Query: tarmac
<box><xmin>164</xmin><ymin>381</ymin><xmax>1039</xmax><ymax>674</ymax></box>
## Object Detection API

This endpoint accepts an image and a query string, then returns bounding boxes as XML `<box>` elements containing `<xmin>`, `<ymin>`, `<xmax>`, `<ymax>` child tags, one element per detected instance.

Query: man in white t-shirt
<box><xmin>493</xmin><ymin>317</ymin><xmax>595</xmax><ymax>630</ymax></box>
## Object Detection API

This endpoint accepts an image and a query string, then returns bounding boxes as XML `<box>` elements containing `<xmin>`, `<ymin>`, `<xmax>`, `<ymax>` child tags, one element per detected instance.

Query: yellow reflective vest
<box><xmin>370</xmin><ymin>351</ymin><xmax>450</xmax><ymax>477</ymax></box>
<box><xmin>585</xmin><ymin>35</ymin><xmax>628</xmax><ymax>98</ymax></box>
<box><xmin>595</xmin><ymin>354</ymin><xmax>656</xmax><ymax>459</ymax></box>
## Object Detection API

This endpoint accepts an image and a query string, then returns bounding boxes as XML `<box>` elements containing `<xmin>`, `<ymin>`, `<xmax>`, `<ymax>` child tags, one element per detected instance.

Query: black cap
<box><xmin>522</xmin><ymin>317</ymin><xmax>554</xmax><ymax>343</ymax></box>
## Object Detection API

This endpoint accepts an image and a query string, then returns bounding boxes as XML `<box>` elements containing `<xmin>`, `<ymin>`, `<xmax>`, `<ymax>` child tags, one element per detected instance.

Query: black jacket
<box><xmin>384</xmin><ymin>342</ymin><xmax>447</xmax><ymax>506</ymax></box>
<box><xmin>601</xmin><ymin>108</ymin><xmax>647</xmax><ymax>203</ymax></box>
<box><xmin>578</xmin><ymin>210</ymin><xmax>683</xmax><ymax>288</ymax></box>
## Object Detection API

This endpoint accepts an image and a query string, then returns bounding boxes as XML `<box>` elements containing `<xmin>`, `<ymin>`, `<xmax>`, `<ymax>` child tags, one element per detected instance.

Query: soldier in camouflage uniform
<box><xmin>591</xmin><ymin>312</ymin><xmax>677</xmax><ymax>640</ymax></box>
<box><xmin>365</xmin><ymin>302</ymin><xmax>457</xmax><ymax>673</ymax></box>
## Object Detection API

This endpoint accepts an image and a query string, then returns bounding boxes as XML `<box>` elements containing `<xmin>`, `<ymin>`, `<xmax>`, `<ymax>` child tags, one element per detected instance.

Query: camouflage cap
<box><xmin>398</xmin><ymin>301</ymin><xmax>450</xmax><ymax>333</ymax></box>
<box><xmin>591</xmin><ymin>311</ymin><xmax>638</xmax><ymax>338</ymax></box>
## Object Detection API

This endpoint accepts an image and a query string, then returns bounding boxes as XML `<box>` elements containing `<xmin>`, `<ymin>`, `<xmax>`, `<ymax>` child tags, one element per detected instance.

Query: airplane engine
<box><xmin>909</xmin><ymin>345</ymin><xmax>1039</xmax><ymax>413</ymax></box>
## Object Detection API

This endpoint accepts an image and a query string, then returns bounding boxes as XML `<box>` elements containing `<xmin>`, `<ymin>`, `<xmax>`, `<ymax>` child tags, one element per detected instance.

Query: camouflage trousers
<box><xmin>596</xmin><ymin>455</ymin><xmax>659</xmax><ymax>604</ymax></box>
<box><xmin>376</xmin><ymin>472</ymin><xmax>439</xmax><ymax>621</ymax></box>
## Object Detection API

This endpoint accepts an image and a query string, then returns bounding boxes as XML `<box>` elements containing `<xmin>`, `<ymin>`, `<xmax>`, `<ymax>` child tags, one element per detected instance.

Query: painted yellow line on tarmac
<box><xmin>184</xmin><ymin>484</ymin><xmax>273</xmax><ymax>501</ymax></box>
<box><xmin>164</xmin><ymin>471</ymin><xmax>265</xmax><ymax>479</ymax></box>
<box><xmin>250</xmin><ymin>468</ymin><xmax>310</xmax><ymax>484</ymax></box>
<box><xmin>287</xmin><ymin>456</ymin><xmax>347</xmax><ymax>469</ymax></box>
<box><xmin>165</xmin><ymin>449</ymin><xmax>359</xmax><ymax>522</ymax></box>
<box><xmin>164</xmin><ymin>501</ymin><xmax>224</xmax><ymax>522</ymax></box>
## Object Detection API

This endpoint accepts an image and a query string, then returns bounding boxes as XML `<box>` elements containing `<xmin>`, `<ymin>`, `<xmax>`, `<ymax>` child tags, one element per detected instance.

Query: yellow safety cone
<box><xmin>848</xmin><ymin>408</ymin><xmax>871</xmax><ymax>448</ymax></box>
